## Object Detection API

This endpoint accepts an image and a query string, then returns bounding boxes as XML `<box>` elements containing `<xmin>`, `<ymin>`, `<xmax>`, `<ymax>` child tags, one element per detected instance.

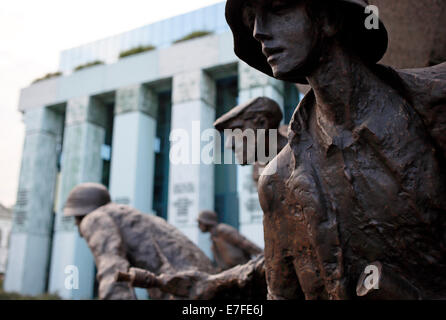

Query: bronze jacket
<box><xmin>80</xmin><ymin>203</ymin><xmax>215</xmax><ymax>299</ymax></box>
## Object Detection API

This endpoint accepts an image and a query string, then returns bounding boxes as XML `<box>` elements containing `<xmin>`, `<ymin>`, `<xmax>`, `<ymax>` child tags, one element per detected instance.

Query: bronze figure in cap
<box><xmin>225</xmin><ymin>0</ymin><xmax>446</xmax><ymax>299</ymax></box>
<box><xmin>64</xmin><ymin>183</ymin><xmax>215</xmax><ymax>299</ymax></box>
<box><xmin>214</xmin><ymin>96</ymin><xmax>288</xmax><ymax>183</ymax></box>
<box><xmin>198</xmin><ymin>210</ymin><xmax>263</xmax><ymax>270</ymax></box>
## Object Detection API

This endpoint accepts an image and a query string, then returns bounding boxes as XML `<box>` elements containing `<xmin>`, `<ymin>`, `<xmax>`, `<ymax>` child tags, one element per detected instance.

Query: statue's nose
<box><xmin>253</xmin><ymin>14</ymin><xmax>272</xmax><ymax>42</ymax></box>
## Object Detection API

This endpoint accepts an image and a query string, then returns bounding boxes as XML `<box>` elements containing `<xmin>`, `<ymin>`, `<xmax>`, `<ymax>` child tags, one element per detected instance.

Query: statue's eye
<box><xmin>270</xmin><ymin>1</ymin><xmax>293</xmax><ymax>14</ymax></box>
<box><xmin>242</xmin><ymin>4</ymin><xmax>256</xmax><ymax>30</ymax></box>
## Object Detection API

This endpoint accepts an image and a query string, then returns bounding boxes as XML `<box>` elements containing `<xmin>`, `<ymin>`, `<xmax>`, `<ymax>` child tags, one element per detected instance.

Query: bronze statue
<box><xmin>226</xmin><ymin>0</ymin><xmax>446</xmax><ymax>299</ymax></box>
<box><xmin>197</xmin><ymin>210</ymin><xmax>262</xmax><ymax>270</ymax></box>
<box><xmin>64</xmin><ymin>183</ymin><xmax>215</xmax><ymax>299</ymax></box>
<box><xmin>214</xmin><ymin>96</ymin><xmax>288</xmax><ymax>183</ymax></box>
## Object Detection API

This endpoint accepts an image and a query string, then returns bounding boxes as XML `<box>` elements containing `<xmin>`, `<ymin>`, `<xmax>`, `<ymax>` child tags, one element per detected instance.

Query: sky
<box><xmin>0</xmin><ymin>0</ymin><xmax>223</xmax><ymax>208</ymax></box>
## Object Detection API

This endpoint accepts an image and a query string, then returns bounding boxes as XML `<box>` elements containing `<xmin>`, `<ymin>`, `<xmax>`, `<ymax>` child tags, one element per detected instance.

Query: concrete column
<box><xmin>168</xmin><ymin>70</ymin><xmax>216</xmax><ymax>258</ymax></box>
<box><xmin>4</xmin><ymin>107</ymin><xmax>63</xmax><ymax>295</ymax></box>
<box><xmin>237</xmin><ymin>62</ymin><xmax>285</xmax><ymax>248</ymax></box>
<box><xmin>48</xmin><ymin>96</ymin><xmax>107</xmax><ymax>299</ymax></box>
<box><xmin>109</xmin><ymin>85</ymin><xmax>157</xmax><ymax>215</ymax></box>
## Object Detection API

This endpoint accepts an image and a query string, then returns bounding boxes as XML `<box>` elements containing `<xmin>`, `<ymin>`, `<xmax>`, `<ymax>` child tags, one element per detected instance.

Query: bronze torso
<box><xmin>259</xmin><ymin>67</ymin><xmax>446</xmax><ymax>299</ymax></box>
<box><xmin>80</xmin><ymin>203</ymin><xmax>215</xmax><ymax>299</ymax></box>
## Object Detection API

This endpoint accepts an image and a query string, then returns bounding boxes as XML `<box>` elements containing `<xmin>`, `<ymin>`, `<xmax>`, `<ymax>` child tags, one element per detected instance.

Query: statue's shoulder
<box><xmin>394</xmin><ymin>62</ymin><xmax>446</xmax><ymax>157</ymax></box>
<box><xmin>397</xmin><ymin>62</ymin><xmax>446</xmax><ymax>85</ymax></box>
<box><xmin>79</xmin><ymin>203</ymin><xmax>117</xmax><ymax>236</ymax></box>
<box><xmin>215</xmin><ymin>223</ymin><xmax>237</xmax><ymax>235</ymax></box>
<box><xmin>258</xmin><ymin>144</ymin><xmax>294</xmax><ymax>214</ymax></box>
<box><xmin>373</xmin><ymin>62</ymin><xmax>446</xmax><ymax>103</ymax></box>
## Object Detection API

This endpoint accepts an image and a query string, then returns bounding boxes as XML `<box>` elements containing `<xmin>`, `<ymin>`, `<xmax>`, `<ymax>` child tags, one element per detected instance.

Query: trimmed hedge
<box><xmin>0</xmin><ymin>278</ymin><xmax>61</xmax><ymax>300</ymax></box>
<box><xmin>119</xmin><ymin>45</ymin><xmax>156</xmax><ymax>59</ymax></box>
<box><xmin>173</xmin><ymin>31</ymin><xmax>213</xmax><ymax>44</ymax></box>
<box><xmin>32</xmin><ymin>72</ymin><xmax>62</xmax><ymax>84</ymax></box>
<box><xmin>74</xmin><ymin>60</ymin><xmax>104</xmax><ymax>72</ymax></box>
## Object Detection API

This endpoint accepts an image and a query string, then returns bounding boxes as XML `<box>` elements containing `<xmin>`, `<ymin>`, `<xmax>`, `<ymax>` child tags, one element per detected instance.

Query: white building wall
<box><xmin>48</xmin><ymin>96</ymin><xmax>107</xmax><ymax>299</ymax></box>
<box><xmin>0</xmin><ymin>214</ymin><xmax>12</xmax><ymax>274</ymax></box>
<box><xmin>109</xmin><ymin>85</ymin><xmax>158</xmax><ymax>215</ymax></box>
<box><xmin>167</xmin><ymin>70</ymin><xmax>216</xmax><ymax>259</ymax></box>
<box><xmin>4</xmin><ymin>107</ymin><xmax>63</xmax><ymax>295</ymax></box>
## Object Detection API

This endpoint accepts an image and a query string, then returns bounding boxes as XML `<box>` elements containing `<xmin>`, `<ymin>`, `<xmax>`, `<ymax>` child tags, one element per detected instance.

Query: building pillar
<box><xmin>109</xmin><ymin>85</ymin><xmax>157</xmax><ymax>214</ymax></box>
<box><xmin>237</xmin><ymin>62</ymin><xmax>285</xmax><ymax>248</ymax></box>
<box><xmin>48</xmin><ymin>96</ymin><xmax>107</xmax><ymax>299</ymax></box>
<box><xmin>4</xmin><ymin>107</ymin><xmax>63</xmax><ymax>295</ymax></box>
<box><xmin>168</xmin><ymin>70</ymin><xmax>216</xmax><ymax>258</ymax></box>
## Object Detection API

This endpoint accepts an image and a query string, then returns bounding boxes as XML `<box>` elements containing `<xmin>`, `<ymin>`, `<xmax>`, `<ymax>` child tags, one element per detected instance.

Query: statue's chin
<box><xmin>272</xmin><ymin>66</ymin><xmax>303</xmax><ymax>82</ymax></box>
<box><xmin>271</xmin><ymin>58</ymin><xmax>311</xmax><ymax>82</ymax></box>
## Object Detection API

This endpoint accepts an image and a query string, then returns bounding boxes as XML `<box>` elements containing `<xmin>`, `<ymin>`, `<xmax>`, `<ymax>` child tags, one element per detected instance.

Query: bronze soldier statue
<box><xmin>226</xmin><ymin>0</ymin><xmax>446</xmax><ymax>299</ymax></box>
<box><xmin>214</xmin><ymin>96</ymin><xmax>288</xmax><ymax>183</ymax></box>
<box><xmin>64</xmin><ymin>182</ymin><xmax>215</xmax><ymax>299</ymax></box>
<box><xmin>198</xmin><ymin>210</ymin><xmax>262</xmax><ymax>270</ymax></box>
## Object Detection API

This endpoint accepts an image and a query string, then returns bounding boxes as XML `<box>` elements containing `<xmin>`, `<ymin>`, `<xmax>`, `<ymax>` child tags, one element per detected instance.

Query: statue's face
<box><xmin>242</xmin><ymin>0</ymin><xmax>315</xmax><ymax>80</ymax></box>
<box><xmin>223</xmin><ymin>112</ymin><xmax>271</xmax><ymax>165</ymax></box>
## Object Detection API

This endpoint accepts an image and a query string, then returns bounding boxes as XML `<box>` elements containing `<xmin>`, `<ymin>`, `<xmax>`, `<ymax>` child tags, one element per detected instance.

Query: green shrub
<box><xmin>32</xmin><ymin>72</ymin><xmax>62</xmax><ymax>84</ymax></box>
<box><xmin>0</xmin><ymin>278</ymin><xmax>61</xmax><ymax>300</ymax></box>
<box><xmin>119</xmin><ymin>45</ymin><xmax>156</xmax><ymax>59</ymax></box>
<box><xmin>173</xmin><ymin>31</ymin><xmax>213</xmax><ymax>44</ymax></box>
<box><xmin>73</xmin><ymin>60</ymin><xmax>104</xmax><ymax>72</ymax></box>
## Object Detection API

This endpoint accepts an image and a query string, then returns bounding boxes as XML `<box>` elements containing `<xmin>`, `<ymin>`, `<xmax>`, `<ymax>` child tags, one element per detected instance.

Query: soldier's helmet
<box><xmin>225</xmin><ymin>0</ymin><xmax>388</xmax><ymax>84</ymax></box>
<box><xmin>64</xmin><ymin>182</ymin><xmax>111</xmax><ymax>217</ymax></box>
<box><xmin>197</xmin><ymin>210</ymin><xmax>219</xmax><ymax>226</ymax></box>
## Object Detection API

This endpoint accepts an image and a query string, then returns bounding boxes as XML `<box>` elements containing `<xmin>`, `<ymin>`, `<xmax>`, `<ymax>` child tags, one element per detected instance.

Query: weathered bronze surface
<box><xmin>116</xmin><ymin>255</ymin><xmax>267</xmax><ymax>300</ymax></box>
<box><xmin>226</xmin><ymin>0</ymin><xmax>446</xmax><ymax>299</ymax></box>
<box><xmin>198</xmin><ymin>210</ymin><xmax>262</xmax><ymax>270</ymax></box>
<box><xmin>64</xmin><ymin>183</ymin><xmax>215</xmax><ymax>300</ymax></box>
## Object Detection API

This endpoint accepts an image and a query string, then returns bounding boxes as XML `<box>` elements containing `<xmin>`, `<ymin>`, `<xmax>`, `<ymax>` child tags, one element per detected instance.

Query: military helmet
<box><xmin>225</xmin><ymin>0</ymin><xmax>388</xmax><ymax>84</ymax></box>
<box><xmin>64</xmin><ymin>182</ymin><xmax>111</xmax><ymax>217</ymax></box>
<box><xmin>197</xmin><ymin>210</ymin><xmax>219</xmax><ymax>226</ymax></box>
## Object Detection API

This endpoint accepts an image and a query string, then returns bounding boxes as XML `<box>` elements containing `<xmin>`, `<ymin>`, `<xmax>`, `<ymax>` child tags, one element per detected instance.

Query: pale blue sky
<box><xmin>0</xmin><ymin>0</ymin><xmax>223</xmax><ymax>207</ymax></box>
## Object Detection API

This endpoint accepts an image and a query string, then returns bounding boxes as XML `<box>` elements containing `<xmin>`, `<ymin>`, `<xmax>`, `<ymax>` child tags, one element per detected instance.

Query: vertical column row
<box><xmin>237</xmin><ymin>62</ymin><xmax>285</xmax><ymax>248</ymax></box>
<box><xmin>48</xmin><ymin>96</ymin><xmax>107</xmax><ymax>299</ymax></box>
<box><xmin>167</xmin><ymin>70</ymin><xmax>216</xmax><ymax>258</ymax></box>
<box><xmin>4</xmin><ymin>107</ymin><xmax>63</xmax><ymax>295</ymax></box>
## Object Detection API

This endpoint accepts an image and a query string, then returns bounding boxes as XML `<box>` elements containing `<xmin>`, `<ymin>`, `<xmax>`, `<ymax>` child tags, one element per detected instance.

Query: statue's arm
<box><xmin>80</xmin><ymin>212</ymin><xmax>137</xmax><ymax>300</ymax></box>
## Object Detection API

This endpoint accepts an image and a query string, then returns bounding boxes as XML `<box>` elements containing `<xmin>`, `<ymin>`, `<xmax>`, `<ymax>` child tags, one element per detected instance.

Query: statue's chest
<box><xmin>286</xmin><ymin>103</ymin><xmax>441</xmax><ymax>241</ymax></box>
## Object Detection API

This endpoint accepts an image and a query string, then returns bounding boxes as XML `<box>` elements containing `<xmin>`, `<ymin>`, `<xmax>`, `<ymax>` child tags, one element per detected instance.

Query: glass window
<box><xmin>214</xmin><ymin>76</ymin><xmax>239</xmax><ymax>229</ymax></box>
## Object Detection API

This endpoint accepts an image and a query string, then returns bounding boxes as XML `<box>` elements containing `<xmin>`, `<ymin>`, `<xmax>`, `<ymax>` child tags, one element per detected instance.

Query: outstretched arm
<box><xmin>116</xmin><ymin>255</ymin><xmax>267</xmax><ymax>300</ymax></box>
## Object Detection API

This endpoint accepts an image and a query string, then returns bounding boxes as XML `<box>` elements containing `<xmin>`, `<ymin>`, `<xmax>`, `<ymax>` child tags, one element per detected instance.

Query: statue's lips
<box><xmin>262</xmin><ymin>46</ymin><xmax>284</xmax><ymax>63</ymax></box>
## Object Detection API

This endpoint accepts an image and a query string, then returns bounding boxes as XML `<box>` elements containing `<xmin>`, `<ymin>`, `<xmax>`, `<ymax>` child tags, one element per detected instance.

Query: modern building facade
<box><xmin>0</xmin><ymin>204</ymin><xmax>12</xmax><ymax>275</ymax></box>
<box><xmin>5</xmin><ymin>2</ymin><xmax>300</xmax><ymax>299</ymax></box>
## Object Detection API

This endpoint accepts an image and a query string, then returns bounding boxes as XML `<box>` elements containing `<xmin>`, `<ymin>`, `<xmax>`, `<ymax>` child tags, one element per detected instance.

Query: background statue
<box><xmin>198</xmin><ymin>210</ymin><xmax>262</xmax><ymax>271</ymax></box>
<box><xmin>64</xmin><ymin>182</ymin><xmax>215</xmax><ymax>300</ymax></box>
<box><xmin>226</xmin><ymin>0</ymin><xmax>446</xmax><ymax>299</ymax></box>
<box><xmin>214</xmin><ymin>96</ymin><xmax>288</xmax><ymax>184</ymax></box>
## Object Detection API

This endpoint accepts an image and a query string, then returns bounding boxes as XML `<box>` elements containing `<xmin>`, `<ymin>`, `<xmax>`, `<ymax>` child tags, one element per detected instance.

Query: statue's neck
<box><xmin>306</xmin><ymin>44</ymin><xmax>379</xmax><ymax>130</ymax></box>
